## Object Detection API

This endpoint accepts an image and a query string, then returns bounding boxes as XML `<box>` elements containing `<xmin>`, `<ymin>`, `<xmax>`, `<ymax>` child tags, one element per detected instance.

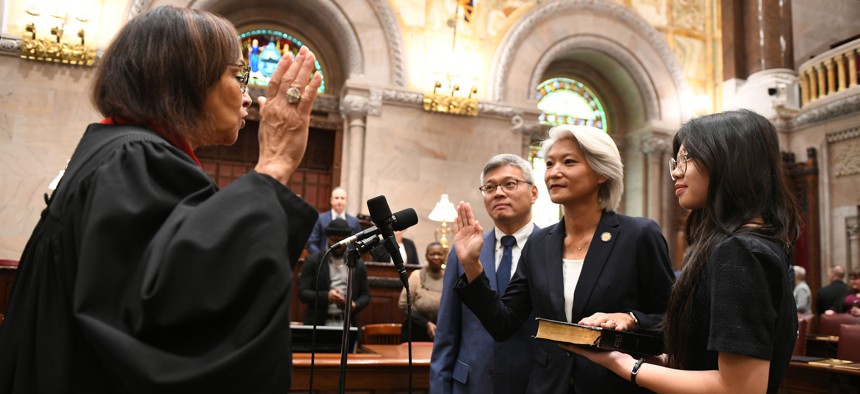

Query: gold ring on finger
<box><xmin>286</xmin><ymin>87</ymin><xmax>302</xmax><ymax>104</ymax></box>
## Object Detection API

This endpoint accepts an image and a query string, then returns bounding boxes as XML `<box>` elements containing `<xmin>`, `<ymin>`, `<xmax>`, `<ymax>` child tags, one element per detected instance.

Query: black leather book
<box><xmin>534</xmin><ymin>318</ymin><xmax>663</xmax><ymax>356</ymax></box>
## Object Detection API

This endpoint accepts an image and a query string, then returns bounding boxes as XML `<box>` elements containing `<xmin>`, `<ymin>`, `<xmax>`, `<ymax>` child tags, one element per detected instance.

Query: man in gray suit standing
<box><xmin>431</xmin><ymin>154</ymin><xmax>539</xmax><ymax>394</ymax></box>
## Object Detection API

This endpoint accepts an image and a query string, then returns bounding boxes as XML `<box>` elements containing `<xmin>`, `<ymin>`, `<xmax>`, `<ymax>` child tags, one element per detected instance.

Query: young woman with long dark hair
<box><xmin>566</xmin><ymin>109</ymin><xmax>801</xmax><ymax>393</ymax></box>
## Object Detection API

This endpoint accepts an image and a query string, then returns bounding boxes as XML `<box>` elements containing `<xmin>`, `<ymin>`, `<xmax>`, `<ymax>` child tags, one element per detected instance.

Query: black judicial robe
<box><xmin>0</xmin><ymin>124</ymin><xmax>318</xmax><ymax>393</ymax></box>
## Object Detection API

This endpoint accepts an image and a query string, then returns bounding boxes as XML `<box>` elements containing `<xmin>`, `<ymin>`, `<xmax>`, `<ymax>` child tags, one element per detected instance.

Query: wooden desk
<box><xmin>291</xmin><ymin>343</ymin><xmax>432</xmax><ymax>393</ymax></box>
<box><xmin>805</xmin><ymin>335</ymin><xmax>840</xmax><ymax>359</ymax></box>
<box><xmin>782</xmin><ymin>361</ymin><xmax>860</xmax><ymax>394</ymax></box>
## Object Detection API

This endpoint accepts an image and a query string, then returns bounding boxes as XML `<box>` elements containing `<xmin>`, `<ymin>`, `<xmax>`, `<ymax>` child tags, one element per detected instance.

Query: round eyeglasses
<box><xmin>234</xmin><ymin>64</ymin><xmax>250</xmax><ymax>93</ymax></box>
<box><xmin>479</xmin><ymin>179</ymin><xmax>532</xmax><ymax>196</ymax></box>
<box><xmin>669</xmin><ymin>152</ymin><xmax>691</xmax><ymax>181</ymax></box>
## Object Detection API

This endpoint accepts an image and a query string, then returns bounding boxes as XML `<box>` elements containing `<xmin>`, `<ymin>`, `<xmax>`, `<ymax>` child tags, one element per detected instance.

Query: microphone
<box><xmin>367</xmin><ymin>196</ymin><xmax>418</xmax><ymax>286</ymax></box>
<box><xmin>329</xmin><ymin>208</ymin><xmax>418</xmax><ymax>250</ymax></box>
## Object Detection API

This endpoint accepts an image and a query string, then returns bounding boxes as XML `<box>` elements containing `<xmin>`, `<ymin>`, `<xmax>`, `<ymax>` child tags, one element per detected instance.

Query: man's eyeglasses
<box><xmin>479</xmin><ymin>179</ymin><xmax>532</xmax><ymax>196</ymax></box>
<box><xmin>669</xmin><ymin>152</ymin><xmax>691</xmax><ymax>181</ymax></box>
<box><xmin>234</xmin><ymin>64</ymin><xmax>250</xmax><ymax>93</ymax></box>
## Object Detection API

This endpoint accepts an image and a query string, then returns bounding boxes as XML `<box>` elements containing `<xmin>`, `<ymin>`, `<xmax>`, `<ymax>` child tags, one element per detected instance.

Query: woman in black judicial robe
<box><xmin>0</xmin><ymin>7</ymin><xmax>323</xmax><ymax>393</ymax></box>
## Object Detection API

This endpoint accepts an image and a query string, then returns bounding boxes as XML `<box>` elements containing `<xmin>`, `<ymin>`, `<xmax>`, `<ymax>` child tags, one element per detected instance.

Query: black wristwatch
<box><xmin>631</xmin><ymin>358</ymin><xmax>645</xmax><ymax>387</ymax></box>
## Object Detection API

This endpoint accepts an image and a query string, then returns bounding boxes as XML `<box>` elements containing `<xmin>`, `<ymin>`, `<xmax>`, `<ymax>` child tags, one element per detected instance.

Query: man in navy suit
<box><xmin>431</xmin><ymin>154</ymin><xmax>539</xmax><ymax>394</ymax></box>
<box><xmin>306</xmin><ymin>187</ymin><xmax>362</xmax><ymax>254</ymax></box>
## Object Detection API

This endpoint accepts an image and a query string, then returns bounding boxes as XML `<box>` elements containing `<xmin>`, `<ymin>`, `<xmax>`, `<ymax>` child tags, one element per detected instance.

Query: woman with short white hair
<box><xmin>451</xmin><ymin>124</ymin><xmax>676</xmax><ymax>393</ymax></box>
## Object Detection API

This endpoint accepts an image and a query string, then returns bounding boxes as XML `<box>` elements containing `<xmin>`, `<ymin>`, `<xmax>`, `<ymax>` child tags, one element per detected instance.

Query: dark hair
<box><xmin>91</xmin><ymin>6</ymin><xmax>240</xmax><ymax>146</ymax></box>
<box><xmin>426</xmin><ymin>242</ymin><xmax>444</xmax><ymax>251</ymax></box>
<box><xmin>663</xmin><ymin>109</ymin><xmax>801</xmax><ymax>369</ymax></box>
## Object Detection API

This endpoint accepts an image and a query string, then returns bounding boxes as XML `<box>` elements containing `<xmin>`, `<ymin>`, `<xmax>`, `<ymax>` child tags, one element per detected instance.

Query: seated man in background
<box><xmin>298</xmin><ymin>218</ymin><xmax>370</xmax><ymax>326</ymax></box>
<box><xmin>398</xmin><ymin>242</ymin><xmax>446</xmax><ymax>342</ymax></box>
<box><xmin>817</xmin><ymin>265</ymin><xmax>849</xmax><ymax>314</ymax></box>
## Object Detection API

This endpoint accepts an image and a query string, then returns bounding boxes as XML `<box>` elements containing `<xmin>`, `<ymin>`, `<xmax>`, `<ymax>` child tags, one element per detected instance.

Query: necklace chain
<box><xmin>573</xmin><ymin>233</ymin><xmax>592</xmax><ymax>251</ymax></box>
<box><xmin>576</xmin><ymin>239</ymin><xmax>590</xmax><ymax>250</ymax></box>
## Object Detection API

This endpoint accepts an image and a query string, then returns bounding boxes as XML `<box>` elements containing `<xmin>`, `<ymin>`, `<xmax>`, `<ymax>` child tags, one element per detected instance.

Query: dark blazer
<box><xmin>431</xmin><ymin>225</ymin><xmax>539</xmax><ymax>394</ymax></box>
<box><xmin>455</xmin><ymin>211</ymin><xmax>675</xmax><ymax>394</ymax></box>
<box><xmin>298</xmin><ymin>251</ymin><xmax>371</xmax><ymax>326</ymax></box>
<box><xmin>816</xmin><ymin>280</ymin><xmax>850</xmax><ymax>313</ymax></box>
<box><xmin>371</xmin><ymin>238</ymin><xmax>420</xmax><ymax>265</ymax></box>
<box><xmin>306</xmin><ymin>211</ymin><xmax>363</xmax><ymax>254</ymax></box>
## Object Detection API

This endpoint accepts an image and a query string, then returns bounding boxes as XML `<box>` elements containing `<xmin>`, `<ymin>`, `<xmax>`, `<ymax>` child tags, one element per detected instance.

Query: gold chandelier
<box><xmin>20</xmin><ymin>5</ymin><xmax>95</xmax><ymax>66</ymax></box>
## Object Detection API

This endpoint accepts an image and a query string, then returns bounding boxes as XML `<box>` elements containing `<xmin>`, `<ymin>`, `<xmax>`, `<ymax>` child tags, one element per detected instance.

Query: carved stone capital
<box><xmin>511</xmin><ymin>114</ymin><xmax>542</xmax><ymax>135</ymax></box>
<box><xmin>340</xmin><ymin>91</ymin><xmax>382</xmax><ymax>117</ymax></box>
<box><xmin>0</xmin><ymin>38</ymin><xmax>20</xmax><ymax>56</ymax></box>
<box><xmin>641</xmin><ymin>135</ymin><xmax>672</xmax><ymax>155</ymax></box>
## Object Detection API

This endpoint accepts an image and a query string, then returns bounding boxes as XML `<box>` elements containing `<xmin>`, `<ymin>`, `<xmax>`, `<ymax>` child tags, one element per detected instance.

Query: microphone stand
<box><xmin>379</xmin><ymin>234</ymin><xmax>412</xmax><ymax>393</ymax></box>
<box><xmin>338</xmin><ymin>236</ymin><xmax>380</xmax><ymax>394</ymax></box>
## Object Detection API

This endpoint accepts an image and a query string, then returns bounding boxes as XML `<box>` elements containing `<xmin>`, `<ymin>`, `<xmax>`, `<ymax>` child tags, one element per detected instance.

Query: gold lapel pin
<box><xmin>600</xmin><ymin>232</ymin><xmax>612</xmax><ymax>242</ymax></box>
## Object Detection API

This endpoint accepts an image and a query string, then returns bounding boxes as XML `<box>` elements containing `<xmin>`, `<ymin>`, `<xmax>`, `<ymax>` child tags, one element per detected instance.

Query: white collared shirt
<box><xmin>331</xmin><ymin>209</ymin><xmax>346</xmax><ymax>221</ymax></box>
<box><xmin>493</xmin><ymin>222</ymin><xmax>535</xmax><ymax>278</ymax></box>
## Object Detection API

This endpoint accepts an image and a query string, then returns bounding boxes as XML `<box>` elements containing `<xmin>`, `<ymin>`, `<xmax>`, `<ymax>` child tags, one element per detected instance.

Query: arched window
<box><xmin>238</xmin><ymin>29</ymin><xmax>326</xmax><ymax>93</ymax></box>
<box><xmin>536</xmin><ymin>77</ymin><xmax>607</xmax><ymax>131</ymax></box>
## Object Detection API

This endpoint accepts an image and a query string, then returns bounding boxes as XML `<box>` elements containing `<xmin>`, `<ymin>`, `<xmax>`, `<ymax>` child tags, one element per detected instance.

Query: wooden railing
<box><xmin>798</xmin><ymin>38</ymin><xmax>860</xmax><ymax>107</ymax></box>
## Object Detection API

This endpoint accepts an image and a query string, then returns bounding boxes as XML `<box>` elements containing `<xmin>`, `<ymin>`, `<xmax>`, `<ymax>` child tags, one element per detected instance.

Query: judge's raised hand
<box><xmin>453</xmin><ymin>202</ymin><xmax>485</xmax><ymax>282</ymax></box>
<box><xmin>255</xmin><ymin>45</ymin><xmax>323</xmax><ymax>185</ymax></box>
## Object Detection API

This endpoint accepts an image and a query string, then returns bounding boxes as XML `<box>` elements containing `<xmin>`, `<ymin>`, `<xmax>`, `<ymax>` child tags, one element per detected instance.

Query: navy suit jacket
<box><xmin>431</xmin><ymin>225</ymin><xmax>539</xmax><ymax>394</ymax></box>
<box><xmin>306</xmin><ymin>211</ymin><xmax>362</xmax><ymax>254</ymax></box>
<box><xmin>455</xmin><ymin>211</ymin><xmax>675</xmax><ymax>394</ymax></box>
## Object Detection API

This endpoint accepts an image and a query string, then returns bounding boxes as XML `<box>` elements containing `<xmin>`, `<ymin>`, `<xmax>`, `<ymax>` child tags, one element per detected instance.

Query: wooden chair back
<box><xmin>837</xmin><ymin>324</ymin><xmax>860</xmax><ymax>362</ymax></box>
<box><xmin>819</xmin><ymin>313</ymin><xmax>860</xmax><ymax>336</ymax></box>
<box><xmin>793</xmin><ymin>317</ymin><xmax>809</xmax><ymax>356</ymax></box>
<box><xmin>361</xmin><ymin>323</ymin><xmax>402</xmax><ymax>345</ymax></box>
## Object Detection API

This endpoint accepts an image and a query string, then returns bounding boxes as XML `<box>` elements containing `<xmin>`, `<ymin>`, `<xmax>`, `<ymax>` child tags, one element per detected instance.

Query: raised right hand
<box><xmin>453</xmin><ymin>202</ymin><xmax>485</xmax><ymax>281</ymax></box>
<box><xmin>255</xmin><ymin>46</ymin><xmax>323</xmax><ymax>185</ymax></box>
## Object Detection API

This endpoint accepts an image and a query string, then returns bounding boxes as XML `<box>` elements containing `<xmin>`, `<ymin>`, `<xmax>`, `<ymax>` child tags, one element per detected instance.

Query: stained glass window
<box><xmin>238</xmin><ymin>29</ymin><xmax>326</xmax><ymax>93</ymax></box>
<box><xmin>536</xmin><ymin>78</ymin><xmax>606</xmax><ymax>132</ymax></box>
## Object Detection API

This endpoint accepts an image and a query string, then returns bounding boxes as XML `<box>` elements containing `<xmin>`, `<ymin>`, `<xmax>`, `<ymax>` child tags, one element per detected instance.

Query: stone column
<box><xmin>808</xmin><ymin>69</ymin><xmax>817</xmax><ymax>102</ymax></box>
<box><xmin>640</xmin><ymin>132</ymin><xmax>685</xmax><ymax>268</ymax></box>
<box><xmin>848</xmin><ymin>51</ymin><xmax>858</xmax><ymax>87</ymax></box>
<box><xmin>800</xmin><ymin>70</ymin><xmax>810</xmax><ymax>106</ymax></box>
<box><xmin>836</xmin><ymin>55</ymin><xmax>847</xmax><ymax>92</ymax></box>
<box><xmin>721</xmin><ymin>0</ymin><xmax>797</xmax><ymax>117</ymax></box>
<box><xmin>722</xmin><ymin>0</ymin><xmax>795</xmax><ymax>79</ymax></box>
<box><xmin>826</xmin><ymin>59</ymin><xmax>836</xmax><ymax>94</ymax></box>
<box><xmin>848</xmin><ymin>215</ymin><xmax>860</xmax><ymax>274</ymax></box>
<box><xmin>339</xmin><ymin>87</ymin><xmax>382</xmax><ymax>215</ymax></box>
<box><xmin>816</xmin><ymin>65</ymin><xmax>827</xmax><ymax>98</ymax></box>
<box><xmin>642</xmin><ymin>135</ymin><xmax>671</xmax><ymax>220</ymax></box>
